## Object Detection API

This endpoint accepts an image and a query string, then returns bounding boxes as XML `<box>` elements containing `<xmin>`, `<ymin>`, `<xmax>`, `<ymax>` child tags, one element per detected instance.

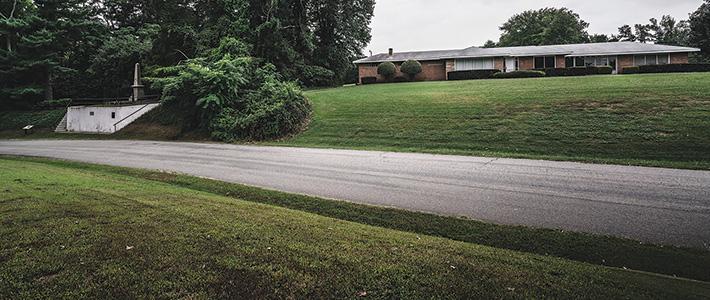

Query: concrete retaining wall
<box><xmin>66</xmin><ymin>103</ymin><xmax>159</xmax><ymax>134</ymax></box>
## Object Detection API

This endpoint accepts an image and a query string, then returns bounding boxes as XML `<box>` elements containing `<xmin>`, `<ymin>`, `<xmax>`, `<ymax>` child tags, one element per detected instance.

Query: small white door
<box><xmin>505</xmin><ymin>58</ymin><xmax>516</xmax><ymax>72</ymax></box>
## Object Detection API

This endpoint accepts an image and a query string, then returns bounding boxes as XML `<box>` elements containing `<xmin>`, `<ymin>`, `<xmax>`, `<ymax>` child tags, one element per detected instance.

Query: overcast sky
<box><xmin>366</xmin><ymin>0</ymin><xmax>702</xmax><ymax>55</ymax></box>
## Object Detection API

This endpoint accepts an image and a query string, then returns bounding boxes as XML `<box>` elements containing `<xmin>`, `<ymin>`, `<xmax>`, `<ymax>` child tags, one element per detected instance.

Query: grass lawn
<box><xmin>1</xmin><ymin>157</ymin><xmax>710</xmax><ymax>298</ymax></box>
<box><xmin>273</xmin><ymin>73</ymin><xmax>710</xmax><ymax>169</ymax></box>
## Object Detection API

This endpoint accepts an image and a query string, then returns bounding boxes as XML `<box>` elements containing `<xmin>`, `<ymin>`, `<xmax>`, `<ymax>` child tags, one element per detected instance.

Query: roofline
<box><xmin>354</xmin><ymin>45</ymin><xmax>701</xmax><ymax>64</ymax></box>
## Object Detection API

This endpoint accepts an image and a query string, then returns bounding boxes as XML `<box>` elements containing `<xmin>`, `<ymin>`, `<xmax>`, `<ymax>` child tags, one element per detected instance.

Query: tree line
<box><xmin>0</xmin><ymin>0</ymin><xmax>375</xmax><ymax>109</ymax></box>
<box><xmin>481</xmin><ymin>3</ymin><xmax>710</xmax><ymax>63</ymax></box>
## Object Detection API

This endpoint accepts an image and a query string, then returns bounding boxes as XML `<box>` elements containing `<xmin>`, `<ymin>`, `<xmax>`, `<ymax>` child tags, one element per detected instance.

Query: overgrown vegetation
<box><xmin>0</xmin><ymin>0</ymin><xmax>375</xmax><ymax>110</ymax></box>
<box><xmin>150</xmin><ymin>38</ymin><xmax>312</xmax><ymax>141</ymax></box>
<box><xmin>2</xmin><ymin>157</ymin><xmax>710</xmax><ymax>298</ymax></box>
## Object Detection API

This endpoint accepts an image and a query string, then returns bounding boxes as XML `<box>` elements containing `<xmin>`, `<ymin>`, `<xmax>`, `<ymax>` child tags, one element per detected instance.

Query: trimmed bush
<box><xmin>361</xmin><ymin>77</ymin><xmax>378</xmax><ymax>84</ymax></box>
<box><xmin>393</xmin><ymin>76</ymin><xmax>409</xmax><ymax>83</ymax></box>
<box><xmin>299</xmin><ymin>65</ymin><xmax>336</xmax><ymax>87</ymax></box>
<box><xmin>593</xmin><ymin>66</ymin><xmax>614</xmax><ymax>75</ymax></box>
<box><xmin>447</xmin><ymin>69</ymin><xmax>501</xmax><ymax>81</ymax></box>
<box><xmin>400</xmin><ymin>60</ymin><xmax>422</xmax><ymax>80</ymax></box>
<box><xmin>377</xmin><ymin>62</ymin><xmax>397</xmax><ymax>79</ymax></box>
<box><xmin>637</xmin><ymin>63</ymin><xmax>710</xmax><ymax>74</ymax></box>
<box><xmin>538</xmin><ymin>66</ymin><xmax>613</xmax><ymax>77</ymax></box>
<box><xmin>622</xmin><ymin>67</ymin><xmax>640</xmax><ymax>74</ymax></box>
<box><xmin>492</xmin><ymin>70</ymin><xmax>546</xmax><ymax>79</ymax></box>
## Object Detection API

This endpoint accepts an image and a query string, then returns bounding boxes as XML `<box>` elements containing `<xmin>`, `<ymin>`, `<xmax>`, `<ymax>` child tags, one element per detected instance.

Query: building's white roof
<box><xmin>354</xmin><ymin>42</ymin><xmax>700</xmax><ymax>64</ymax></box>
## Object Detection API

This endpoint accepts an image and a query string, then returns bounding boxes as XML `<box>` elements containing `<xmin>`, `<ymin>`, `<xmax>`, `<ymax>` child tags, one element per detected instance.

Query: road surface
<box><xmin>1</xmin><ymin>139</ymin><xmax>709</xmax><ymax>248</ymax></box>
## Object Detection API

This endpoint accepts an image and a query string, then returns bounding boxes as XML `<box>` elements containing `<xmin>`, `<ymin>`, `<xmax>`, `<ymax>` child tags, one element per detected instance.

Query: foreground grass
<box><xmin>274</xmin><ymin>73</ymin><xmax>710</xmax><ymax>169</ymax></box>
<box><xmin>1</xmin><ymin>157</ymin><xmax>709</xmax><ymax>299</ymax></box>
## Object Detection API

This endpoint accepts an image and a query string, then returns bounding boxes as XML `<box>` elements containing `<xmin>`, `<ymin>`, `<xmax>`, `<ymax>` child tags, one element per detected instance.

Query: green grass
<box><xmin>272</xmin><ymin>73</ymin><xmax>710</xmax><ymax>169</ymax></box>
<box><xmin>1</xmin><ymin>157</ymin><xmax>709</xmax><ymax>298</ymax></box>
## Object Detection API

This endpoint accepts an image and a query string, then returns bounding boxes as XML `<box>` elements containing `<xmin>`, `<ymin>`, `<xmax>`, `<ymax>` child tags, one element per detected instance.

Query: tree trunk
<box><xmin>5</xmin><ymin>35</ymin><xmax>11</xmax><ymax>52</ymax></box>
<box><xmin>44</xmin><ymin>69</ymin><xmax>53</xmax><ymax>101</ymax></box>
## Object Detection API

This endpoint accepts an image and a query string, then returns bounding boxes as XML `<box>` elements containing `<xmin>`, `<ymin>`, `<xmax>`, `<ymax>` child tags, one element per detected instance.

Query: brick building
<box><xmin>355</xmin><ymin>42</ymin><xmax>700</xmax><ymax>83</ymax></box>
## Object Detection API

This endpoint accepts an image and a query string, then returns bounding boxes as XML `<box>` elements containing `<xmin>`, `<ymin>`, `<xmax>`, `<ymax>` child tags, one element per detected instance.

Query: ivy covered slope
<box><xmin>150</xmin><ymin>38</ymin><xmax>312</xmax><ymax>142</ymax></box>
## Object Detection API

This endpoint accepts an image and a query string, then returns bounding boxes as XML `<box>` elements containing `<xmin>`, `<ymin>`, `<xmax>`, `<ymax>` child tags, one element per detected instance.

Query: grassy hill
<box><xmin>1</xmin><ymin>157</ymin><xmax>710</xmax><ymax>298</ymax></box>
<box><xmin>273</xmin><ymin>73</ymin><xmax>710</xmax><ymax>169</ymax></box>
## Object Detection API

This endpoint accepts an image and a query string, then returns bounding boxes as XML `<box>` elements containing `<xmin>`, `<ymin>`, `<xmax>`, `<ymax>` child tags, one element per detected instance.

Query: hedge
<box><xmin>361</xmin><ymin>77</ymin><xmax>377</xmax><ymax>84</ymax></box>
<box><xmin>492</xmin><ymin>70</ymin><xmax>546</xmax><ymax>79</ymax></box>
<box><xmin>537</xmin><ymin>66</ymin><xmax>613</xmax><ymax>77</ymax></box>
<box><xmin>635</xmin><ymin>63</ymin><xmax>710</xmax><ymax>74</ymax></box>
<box><xmin>447</xmin><ymin>69</ymin><xmax>501</xmax><ymax>81</ymax></box>
<box><xmin>622</xmin><ymin>67</ymin><xmax>640</xmax><ymax>74</ymax></box>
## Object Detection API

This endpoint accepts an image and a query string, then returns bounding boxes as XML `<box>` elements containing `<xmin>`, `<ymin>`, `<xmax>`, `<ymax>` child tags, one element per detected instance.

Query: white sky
<box><xmin>366</xmin><ymin>0</ymin><xmax>703</xmax><ymax>55</ymax></box>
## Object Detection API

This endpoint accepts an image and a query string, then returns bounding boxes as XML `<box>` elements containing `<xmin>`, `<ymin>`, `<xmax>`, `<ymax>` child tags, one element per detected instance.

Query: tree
<box><xmin>482</xmin><ymin>40</ymin><xmax>497</xmax><ymax>48</ymax></box>
<box><xmin>617</xmin><ymin>25</ymin><xmax>636</xmax><ymax>41</ymax></box>
<box><xmin>400</xmin><ymin>60</ymin><xmax>422</xmax><ymax>80</ymax></box>
<box><xmin>588</xmin><ymin>34</ymin><xmax>617</xmax><ymax>43</ymax></box>
<box><xmin>689</xmin><ymin>0</ymin><xmax>710</xmax><ymax>61</ymax></box>
<box><xmin>497</xmin><ymin>8</ymin><xmax>589</xmax><ymax>47</ymax></box>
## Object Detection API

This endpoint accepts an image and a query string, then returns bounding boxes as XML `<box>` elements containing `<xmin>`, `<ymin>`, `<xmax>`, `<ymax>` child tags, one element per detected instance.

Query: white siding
<box><xmin>455</xmin><ymin>58</ymin><xmax>495</xmax><ymax>71</ymax></box>
<box><xmin>66</xmin><ymin>103</ymin><xmax>160</xmax><ymax>134</ymax></box>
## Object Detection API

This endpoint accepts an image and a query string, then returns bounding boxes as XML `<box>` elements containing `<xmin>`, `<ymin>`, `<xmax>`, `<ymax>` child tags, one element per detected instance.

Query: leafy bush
<box><xmin>622</xmin><ymin>67</ymin><xmax>640</xmax><ymax>74</ymax></box>
<box><xmin>636</xmin><ymin>63</ymin><xmax>710</xmax><ymax>74</ymax></box>
<box><xmin>361</xmin><ymin>77</ymin><xmax>378</xmax><ymax>84</ymax></box>
<box><xmin>299</xmin><ymin>65</ymin><xmax>336</xmax><ymax>87</ymax></box>
<box><xmin>400</xmin><ymin>60</ymin><xmax>422</xmax><ymax>79</ymax></box>
<box><xmin>377</xmin><ymin>62</ymin><xmax>397</xmax><ymax>79</ymax></box>
<box><xmin>151</xmin><ymin>38</ymin><xmax>312</xmax><ymax>142</ymax></box>
<box><xmin>492</xmin><ymin>70</ymin><xmax>546</xmax><ymax>79</ymax></box>
<box><xmin>447</xmin><ymin>69</ymin><xmax>501</xmax><ymax>81</ymax></box>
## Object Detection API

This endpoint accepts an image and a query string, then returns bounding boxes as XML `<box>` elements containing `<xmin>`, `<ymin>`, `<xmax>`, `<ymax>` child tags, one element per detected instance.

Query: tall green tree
<box><xmin>689</xmin><ymin>0</ymin><xmax>710</xmax><ymax>61</ymax></box>
<box><xmin>497</xmin><ymin>8</ymin><xmax>589</xmax><ymax>47</ymax></box>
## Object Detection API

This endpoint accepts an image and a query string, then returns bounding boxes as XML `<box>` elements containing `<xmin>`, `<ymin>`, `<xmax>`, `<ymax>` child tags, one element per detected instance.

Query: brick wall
<box><xmin>358</xmin><ymin>60</ymin><xmax>447</xmax><ymax>83</ymax></box>
<box><xmin>494</xmin><ymin>58</ymin><xmax>504</xmax><ymax>71</ymax></box>
<box><xmin>618</xmin><ymin>55</ymin><xmax>634</xmax><ymax>73</ymax></box>
<box><xmin>556</xmin><ymin>56</ymin><xmax>566</xmax><ymax>68</ymax></box>
<box><xmin>671</xmin><ymin>52</ymin><xmax>689</xmax><ymax>64</ymax></box>
<box><xmin>518</xmin><ymin>57</ymin><xmax>534</xmax><ymax>70</ymax></box>
<box><xmin>445</xmin><ymin>60</ymin><xmax>455</xmax><ymax>80</ymax></box>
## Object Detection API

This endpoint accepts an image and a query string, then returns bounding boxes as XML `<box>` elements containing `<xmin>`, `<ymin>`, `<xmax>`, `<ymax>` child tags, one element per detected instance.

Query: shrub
<box><xmin>377</xmin><ymin>62</ymin><xmax>397</xmax><ymax>79</ymax></box>
<box><xmin>637</xmin><ymin>63</ymin><xmax>710</xmax><ymax>74</ymax></box>
<box><xmin>400</xmin><ymin>60</ymin><xmax>422</xmax><ymax>80</ymax></box>
<box><xmin>593</xmin><ymin>66</ymin><xmax>614</xmax><ymax>74</ymax></box>
<box><xmin>538</xmin><ymin>66</ymin><xmax>612</xmax><ymax>77</ymax></box>
<box><xmin>361</xmin><ymin>77</ymin><xmax>378</xmax><ymax>84</ymax></box>
<box><xmin>622</xmin><ymin>66</ymin><xmax>640</xmax><ymax>74</ymax></box>
<box><xmin>299</xmin><ymin>65</ymin><xmax>336</xmax><ymax>87</ymax></box>
<box><xmin>151</xmin><ymin>38</ymin><xmax>312</xmax><ymax>142</ymax></box>
<box><xmin>393</xmin><ymin>76</ymin><xmax>409</xmax><ymax>82</ymax></box>
<box><xmin>447</xmin><ymin>69</ymin><xmax>501</xmax><ymax>81</ymax></box>
<box><xmin>33</xmin><ymin>98</ymin><xmax>72</xmax><ymax>110</ymax></box>
<box><xmin>492</xmin><ymin>70</ymin><xmax>546</xmax><ymax>79</ymax></box>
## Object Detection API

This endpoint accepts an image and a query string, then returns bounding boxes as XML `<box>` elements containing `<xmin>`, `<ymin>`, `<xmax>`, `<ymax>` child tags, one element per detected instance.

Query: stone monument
<box><xmin>131</xmin><ymin>63</ymin><xmax>145</xmax><ymax>101</ymax></box>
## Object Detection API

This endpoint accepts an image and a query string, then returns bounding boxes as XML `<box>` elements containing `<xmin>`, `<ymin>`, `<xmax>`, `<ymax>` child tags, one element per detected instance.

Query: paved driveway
<box><xmin>1</xmin><ymin>140</ymin><xmax>709</xmax><ymax>248</ymax></box>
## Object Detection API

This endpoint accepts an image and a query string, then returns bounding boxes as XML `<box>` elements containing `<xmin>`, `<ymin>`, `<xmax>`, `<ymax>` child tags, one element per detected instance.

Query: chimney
<box><xmin>389</xmin><ymin>48</ymin><xmax>393</xmax><ymax>56</ymax></box>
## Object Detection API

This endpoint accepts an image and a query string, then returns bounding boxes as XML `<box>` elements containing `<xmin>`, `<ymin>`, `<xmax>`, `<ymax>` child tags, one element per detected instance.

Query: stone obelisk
<box><xmin>131</xmin><ymin>63</ymin><xmax>145</xmax><ymax>101</ymax></box>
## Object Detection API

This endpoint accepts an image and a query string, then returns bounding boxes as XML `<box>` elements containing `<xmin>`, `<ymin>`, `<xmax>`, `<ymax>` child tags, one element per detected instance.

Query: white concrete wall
<box><xmin>66</xmin><ymin>103</ymin><xmax>160</xmax><ymax>134</ymax></box>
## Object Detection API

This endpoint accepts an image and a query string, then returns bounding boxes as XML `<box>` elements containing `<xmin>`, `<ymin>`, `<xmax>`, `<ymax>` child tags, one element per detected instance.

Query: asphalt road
<box><xmin>1</xmin><ymin>139</ymin><xmax>709</xmax><ymax>248</ymax></box>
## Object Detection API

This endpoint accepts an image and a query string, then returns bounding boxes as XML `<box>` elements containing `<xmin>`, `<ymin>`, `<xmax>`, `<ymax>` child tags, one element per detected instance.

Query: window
<box><xmin>646</xmin><ymin>55</ymin><xmax>658</xmax><ymax>65</ymax></box>
<box><xmin>575</xmin><ymin>57</ymin><xmax>584</xmax><ymax>67</ymax></box>
<box><xmin>584</xmin><ymin>57</ymin><xmax>595</xmax><ymax>67</ymax></box>
<box><xmin>634</xmin><ymin>55</ymin><xmax>646</xmax><ymax>66</ymax></box>
<box><xmin>455</xmin><ymin>58</ymin><xmax>494</xmax><ymax>71</ymax></box>
<box><xmin>634</xmin><ymin>54</ymin><xmax>670</xmax><ymax>66</ymax></box>
<box><xmin>565</xmin><ymin>57</ymin><xmax>574</xmax><ymax>68</ymax></box>
<box><xmin>534</xmin><ymin>56</ymin><xmax>555</xmax><ymax>69</ymax></box>
<box><xmin>658</xmin><ymin>55</ymin><xmax>669</xmax><ymax>65</ymax></box>
<box><xmin>596</xmin><ymin>57</ymin><xmax>608</xmax><ymax>66</ymax></box>
<box><xmin>89</xmin><ymin>111</ymin><xmax>94</xmax><ymax>116</ymax></box>
<box><xmin>111</xmin><ymin>112</ymin><xmax>116</xmax><ymax>119</ymax></box>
